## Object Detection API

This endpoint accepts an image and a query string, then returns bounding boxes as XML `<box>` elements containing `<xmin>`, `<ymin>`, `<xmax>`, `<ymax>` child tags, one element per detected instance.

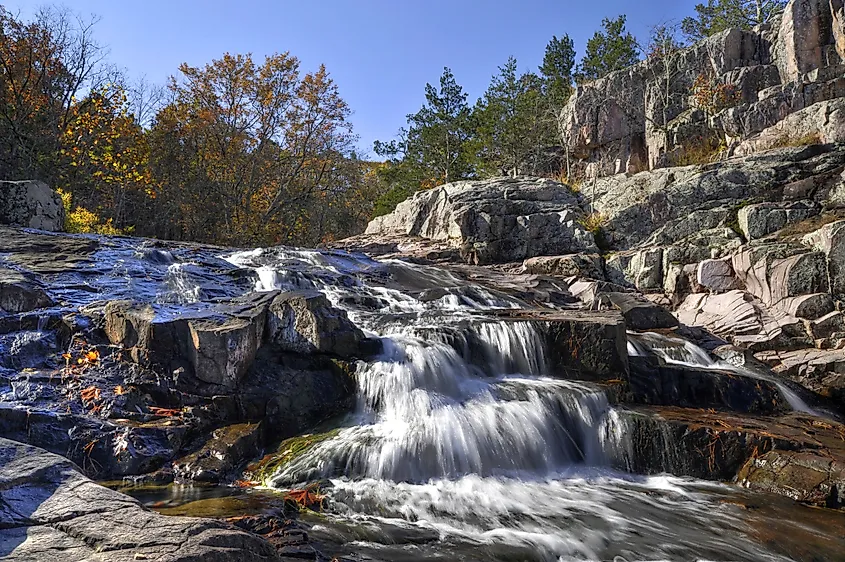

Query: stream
<box><xmin>3</xmin><ymin>234</ymin><xmax>843</xmax><ymax>561</ymax></box>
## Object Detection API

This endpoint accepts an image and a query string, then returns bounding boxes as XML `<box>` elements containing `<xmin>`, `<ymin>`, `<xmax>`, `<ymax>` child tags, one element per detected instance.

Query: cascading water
<box><xmin>224</xmin><ymin>248</ymin><xmax>805</xmax><ymax>562</ymax></box>
<box><xmin>628</xmin><ymin>331</ymin><xmax>818</xmax><ymax>415</ymax></box>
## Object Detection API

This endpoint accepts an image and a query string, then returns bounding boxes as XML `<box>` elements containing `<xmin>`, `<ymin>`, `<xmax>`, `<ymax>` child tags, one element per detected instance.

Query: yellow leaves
<box><xmin>114</xmin><ymin>385</ymin><xmax>127</xmax><ymax>396</ymax></box>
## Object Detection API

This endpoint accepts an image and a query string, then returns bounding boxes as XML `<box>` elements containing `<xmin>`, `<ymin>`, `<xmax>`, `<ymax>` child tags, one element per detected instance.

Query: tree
<box><xmin>59</xmin><ymin>83</ymin><xmax>155</xmax><ymax>231</ymax></box>
<box><xmin>148</xmin><ymin>53</ymin><xmax>360</xmax><ymax>245</ymax></box>
<box><xmin>681</xmin><ymin>0</ymin><xmax>788</xmax><ymax>40</ymax></box>
<box><xmin>577</xmin><ymin>15</ymin><xmax>641</xmax><ymax>82</ymax></box>
<box><xmin>540</xmin><ymin>34</ymin><xmax>576</xmax><ymax>106</ymax></box>
<box><xmin>374</xmin><ymin>64</ymin><xmax>474</xmax><ymax>185</ymax></box>
<box><xmin>475</xmin><ymin>57</ymin><xmax>553</xmax><ymax>177</ymax></box>
<box><xmin>0</xmin><ymin>6</ymin><xmax>108</xmax><ymax>184</ymax></box>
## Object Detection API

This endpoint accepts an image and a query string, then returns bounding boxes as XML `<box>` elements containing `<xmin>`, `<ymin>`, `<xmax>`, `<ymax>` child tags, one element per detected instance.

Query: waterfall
<box><xmin>628</xmin><ymin>331</ymin><xmax>818</xmax><ymax>415</ymax></box>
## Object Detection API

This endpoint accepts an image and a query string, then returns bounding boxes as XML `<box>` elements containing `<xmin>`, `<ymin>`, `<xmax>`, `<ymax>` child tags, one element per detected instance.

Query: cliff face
<box><xmin>560</xmin><ymin>0</ymin><xmax>845</xmax><ymax>178</ymax></box>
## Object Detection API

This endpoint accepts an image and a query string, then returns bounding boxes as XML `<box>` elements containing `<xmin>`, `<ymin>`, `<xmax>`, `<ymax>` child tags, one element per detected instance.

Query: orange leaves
<box><xmin>148</xmin><ymin>406</ymin><xmax>181</xmax><ymax>418</ymax></box>
<box><xmin>283</xmin><ymin>486</ymin><xmax>326</xmax><ymax>512</ymax></box>
<box><xmin>80</xmin><ymin>385</ymin><xmax>100</xmax><ymax>404</ymax></box>
<box><xmin>114</xmin><ymin>385</ymin><xmax>127</xmax><ymax>396</ymax></box>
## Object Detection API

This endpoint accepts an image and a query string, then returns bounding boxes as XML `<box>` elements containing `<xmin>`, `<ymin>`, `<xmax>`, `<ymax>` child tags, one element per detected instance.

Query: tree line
<box><xmin>0</xmin><ymin>1</ymin><xmax>786</xmax><ymax>244</ymax></box>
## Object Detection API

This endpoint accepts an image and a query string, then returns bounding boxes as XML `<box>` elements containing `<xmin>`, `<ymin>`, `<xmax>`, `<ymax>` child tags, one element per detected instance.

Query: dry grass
<box><xmin>770</xmin><ymin>131</ymin><xmax>823</xmax><ymax>149</ymax></box>
<box><xmin>670</xmin><ymin>137</ymin><xmax>725</xmax><ymax>167</ymax></box>
<box><xmin>580</xmin><ymin>212</ymin><xmax>607</xmax><ymax>234</ymax></box>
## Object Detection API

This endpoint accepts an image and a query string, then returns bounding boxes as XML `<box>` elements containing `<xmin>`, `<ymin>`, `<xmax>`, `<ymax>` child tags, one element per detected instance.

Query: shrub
<box><xmin>58</xmin><ymin>189</ymin><xmax>126</xmax><ymax>235</ymax></box>
<box><xmin>692</xmin><ymin>72</ymin><xmax>741</xmax><ymax>115</ymax></box>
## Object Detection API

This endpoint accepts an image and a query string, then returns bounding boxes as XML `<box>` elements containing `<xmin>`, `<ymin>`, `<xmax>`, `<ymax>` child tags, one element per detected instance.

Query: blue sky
<box><xmin>14</xmin><ymin>0</ymin><xmax>698</xmax><ymax>156</ymax></box>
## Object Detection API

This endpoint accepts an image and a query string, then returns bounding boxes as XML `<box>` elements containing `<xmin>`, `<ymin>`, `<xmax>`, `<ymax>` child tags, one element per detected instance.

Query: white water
<box><xmin>628</xmin><ymin>331</ymin><xmax>817</xmax><ymax>415</ymax></box>
<box><xmin>224</xmin><ymin>248</ymin><xmax>800</xmax><ymax>562</ymax></box>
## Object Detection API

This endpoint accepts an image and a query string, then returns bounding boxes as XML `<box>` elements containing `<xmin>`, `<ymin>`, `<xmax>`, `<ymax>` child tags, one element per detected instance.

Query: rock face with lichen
<box><xmin>560</xmin><ymin>0</ymin><xmax>845</xmax><ymax>178</ymax></box>
<box><xmin>0</xmin><ymin>180</ymin><xmax>64</xmax><ymax>231</ymax></box>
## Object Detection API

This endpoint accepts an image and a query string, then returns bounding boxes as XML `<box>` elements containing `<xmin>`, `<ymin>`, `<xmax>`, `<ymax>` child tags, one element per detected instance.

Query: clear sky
<box><xmin>13</xmin><ymin>0</ymin><xmax>698</xmax><ymax>156</ymax></box>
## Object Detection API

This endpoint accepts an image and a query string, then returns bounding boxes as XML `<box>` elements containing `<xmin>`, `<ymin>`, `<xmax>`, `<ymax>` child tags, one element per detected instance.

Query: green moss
<box><xmin>245</xmin><ymin>429</ymin><xmax>341</xmax><ymax>484</ymax></box>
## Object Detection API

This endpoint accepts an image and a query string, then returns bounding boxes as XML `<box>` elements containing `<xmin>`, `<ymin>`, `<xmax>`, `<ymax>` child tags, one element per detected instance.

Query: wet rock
<box><xmin>628</xmin><ymin>356</ymin><xmax>787</xmax><ymax>415</ymax></box>
<box><xmin>598</xmin><ymin>292</ymin><xmax>678</xmax><ymax>331</ymax></box>
<box><xmin>0</xmin><ymin>180</ymin><xmax>64</xmax><ymax>231</ymax></box>
<box><xmin>521</xmin><ymin>254</ymin><xmax>605</xmax><ymax>280</ymax></box>
<box><xmin>503</xmin><ymin>309</ymin><xmax>629</xmax><ymax>381</ymax></box>
<box><xmin>267</xmin><ymin>291</ymin><xmax>367</xmax><ymax>358</ymax></box>
<box><xmin>364</xmin><ymin>177</ymin><xmax>597</xmax><ymax>264</ymax></box>
<box><xmin>0</xmin><ymin>437</ymin><xmax>282</xmax><ymax>561</ymax></box>
<box><xmin>615</xmin><ymin>406</ymin><xmax>845</xmax><ymax>508</ymax></box>
<box><xmin>738</xmin><ymin>201</ymin><xmax>821</xmax><ymax>241</ymax></box>
<box><xmin>0</xmin><ymin>268</ymin><xmax>54</xmax><ymax>313</ymax></box>
<box><xmin>0</xmin><ymin>226</ymin><xmax>97</xmax><ymax>274</ymax></box>
<box><xmin>738</xmin><ymin>449</ymin><xmax>845</xmax><ymax>508</ymax></box>
<box><xmin>173</xmin><ymin>423</ymin><xmax>264</xmax><ymax>484</ymax></box>
<box><xmin>236</xmin><ymin>347</ymin><xmax>356</xmax><ymax>435</ymax></box>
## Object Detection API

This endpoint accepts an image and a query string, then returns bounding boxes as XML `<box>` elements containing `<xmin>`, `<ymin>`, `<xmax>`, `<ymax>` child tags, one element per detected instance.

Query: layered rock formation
<box><xmin>560</xmin><ymin>0</ymin><xmax>845</xmax><ymax>176</ymax></box>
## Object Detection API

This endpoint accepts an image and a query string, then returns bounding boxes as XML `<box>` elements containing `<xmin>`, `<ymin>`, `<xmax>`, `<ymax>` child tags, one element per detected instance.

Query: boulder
<box><xmin>599</xmin><ymin>292</ymin><xmax>679</xmax><ymax>331</ymax></box>
<box><xmin>605</xmin><ymin>248</ymin><xmax>663</xmax><ymax>291</ymax></box>
<box><xmin>0</xmin><ymin>180</ymin><xmax>64</xmax><ymax>232</ymax></box>
<box><xmin>0</xmin><ymin>437</ymin><xmax>281</xmax><ymax>561</ymax></box>
<box><xmin>521</xmin><ymin>254</ymin><xmax>605</xmax><ymax>280</ymax></box>
<box><xmin>737</xmin><ymin>200</ymin><xmax>821</xmax><ymax>240</ymax></box>
<box><xmin>266</xmin><ymin>291</ymin><xmax>366</xmax><ymax>357</ymax></box>
<box><xmin>0</xmin><ymin>268</ymin><xmax>54</xmax><ymax>313</ymax></box>
<box><xmin>732</xmin><ymin>246</ymin><xmax>829</xmax><ymax>306</ymax></box>
<box><xmin>697</xmin><ymin>257</ymin><xmax>740</xmax><ymax>291</ymax></box>
<box><xmin>773</xmin><ymin>292</ymin><xmax>835</xmax><ymax>319</ymax></box>
<box><xmin>803</xmin><ymin>219</ymin><xmax>845</xmax><ymax>295</ymax></box>
<box><xmin>364</xmin><ymin>177</ymin><xmax>597</xmax><ymax>264</ymax></box>
<box><xmin>103</xmin><ymin>293</ymin><xmax>275</xmax><ymax>388</ymax></box>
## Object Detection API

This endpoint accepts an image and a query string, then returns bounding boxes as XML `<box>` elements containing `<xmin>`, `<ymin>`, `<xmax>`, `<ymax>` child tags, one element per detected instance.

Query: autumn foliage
<box><xmin>0</xmin><ymin>8</ymin><xmax>381</xmax><ymax>246</ymax></box>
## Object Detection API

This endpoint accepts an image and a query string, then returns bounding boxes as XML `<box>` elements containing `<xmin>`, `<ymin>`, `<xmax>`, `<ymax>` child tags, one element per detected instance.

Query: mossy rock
<box><xmin>245</xmin><ymin>428</ymin><xmax>341</xmax><ymax>484</ymax></box>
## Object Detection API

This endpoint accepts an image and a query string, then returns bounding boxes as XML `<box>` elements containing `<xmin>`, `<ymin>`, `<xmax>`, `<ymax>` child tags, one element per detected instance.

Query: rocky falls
<box><xmin>3</xmin><ymin>0</ymin><xmax>845</xmax><ymax>560</ymax></box>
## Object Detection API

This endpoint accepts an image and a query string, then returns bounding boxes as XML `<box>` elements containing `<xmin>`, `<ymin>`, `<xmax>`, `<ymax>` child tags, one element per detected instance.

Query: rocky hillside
<box><xmin>560</xmin><ymin>0</ymin><xmax>845</xmax><ymax>176</ymax></box>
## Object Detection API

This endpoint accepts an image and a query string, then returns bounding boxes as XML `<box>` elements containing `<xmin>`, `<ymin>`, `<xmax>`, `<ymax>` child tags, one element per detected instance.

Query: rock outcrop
<box><xmin>560</xmin><ymin>0</ymin><xmax>845</xmax><ymax>177</ymax></box>
<box><xmin>0</xmin><ymin>180</ymin><xmax>64</xmax><ymax>231</ymax></box>
<box><xmin>0</xmin><ymin>437</ymin><xmax>281</xmax><ymax>561</ymax></box>
<box><xmin>365</xmin><ymin>177</ymin><xmax>597</xmax><ymax>264</ymax></box>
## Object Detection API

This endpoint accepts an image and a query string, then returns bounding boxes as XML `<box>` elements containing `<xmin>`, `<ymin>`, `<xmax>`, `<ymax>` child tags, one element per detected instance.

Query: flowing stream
<box><xmin>221</xmin><ymin>247</ymin><xmax>836</xmax><ymax>562</ymax></box>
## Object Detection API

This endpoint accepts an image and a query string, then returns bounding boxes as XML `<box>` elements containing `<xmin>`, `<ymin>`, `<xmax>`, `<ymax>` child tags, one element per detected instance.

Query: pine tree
<box><xmin>681</xmin><ymin>0</ymin><xmax>788</xmax><ymax>40</ymax></box>
<box><xmin>577</xmin><ymin>15</ymin><xmax>641</xmax><ymax>82</ymax></box>
<box><xmin>476</xmin><ymin>57</ymin><xmax>553</xmax><ymax>177</ymax></box>
<box><xmin>540</xmin><ymin>34</ymin><xmax>576</xmax><ymax>106</ymax></box>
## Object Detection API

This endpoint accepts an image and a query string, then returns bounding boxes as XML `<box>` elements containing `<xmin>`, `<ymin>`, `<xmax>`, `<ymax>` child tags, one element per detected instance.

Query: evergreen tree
<box><xmin>577</xmin><ymin>15</ymin><xmax>641</xmax><ymax>82</ymax></box>
<box><xmin>475</xmin><ymin>57</ymin><xmax>552</xmax><ymax>177</ymax></box>
<box><xmin>540</xmin><ymin>34</ymin><xmax>576</xmax><ymax>106</ymax></box>
<box><xmin>681</xmin><ymin>0</ymin><xmax>787</xmax><ymax>40</ymax></box>
<box><xmin>375</xmin><ymin>67</ymin><xmax>474</xmax><ymax>187</ymax></box>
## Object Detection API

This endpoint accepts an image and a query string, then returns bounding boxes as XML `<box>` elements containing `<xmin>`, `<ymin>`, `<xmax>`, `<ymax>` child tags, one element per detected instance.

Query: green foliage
<box><xmin>577</xmin><ymin>15</ymin><xmax>640</xmax><ymax>82</ymax></box>
<box><xmin>540</xmin><ymin>34</ymin><xmax>576</xmax><ymax>106</ymax></box>
<box><xmin>475</xmin><ymin>57</ymin><xmax>556</xmax><ymax>178</ymax></box>
<box><xmin>681</xmin><ymin>0</ymin><xmax>788</xmax><ymax>40</ymax></box>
